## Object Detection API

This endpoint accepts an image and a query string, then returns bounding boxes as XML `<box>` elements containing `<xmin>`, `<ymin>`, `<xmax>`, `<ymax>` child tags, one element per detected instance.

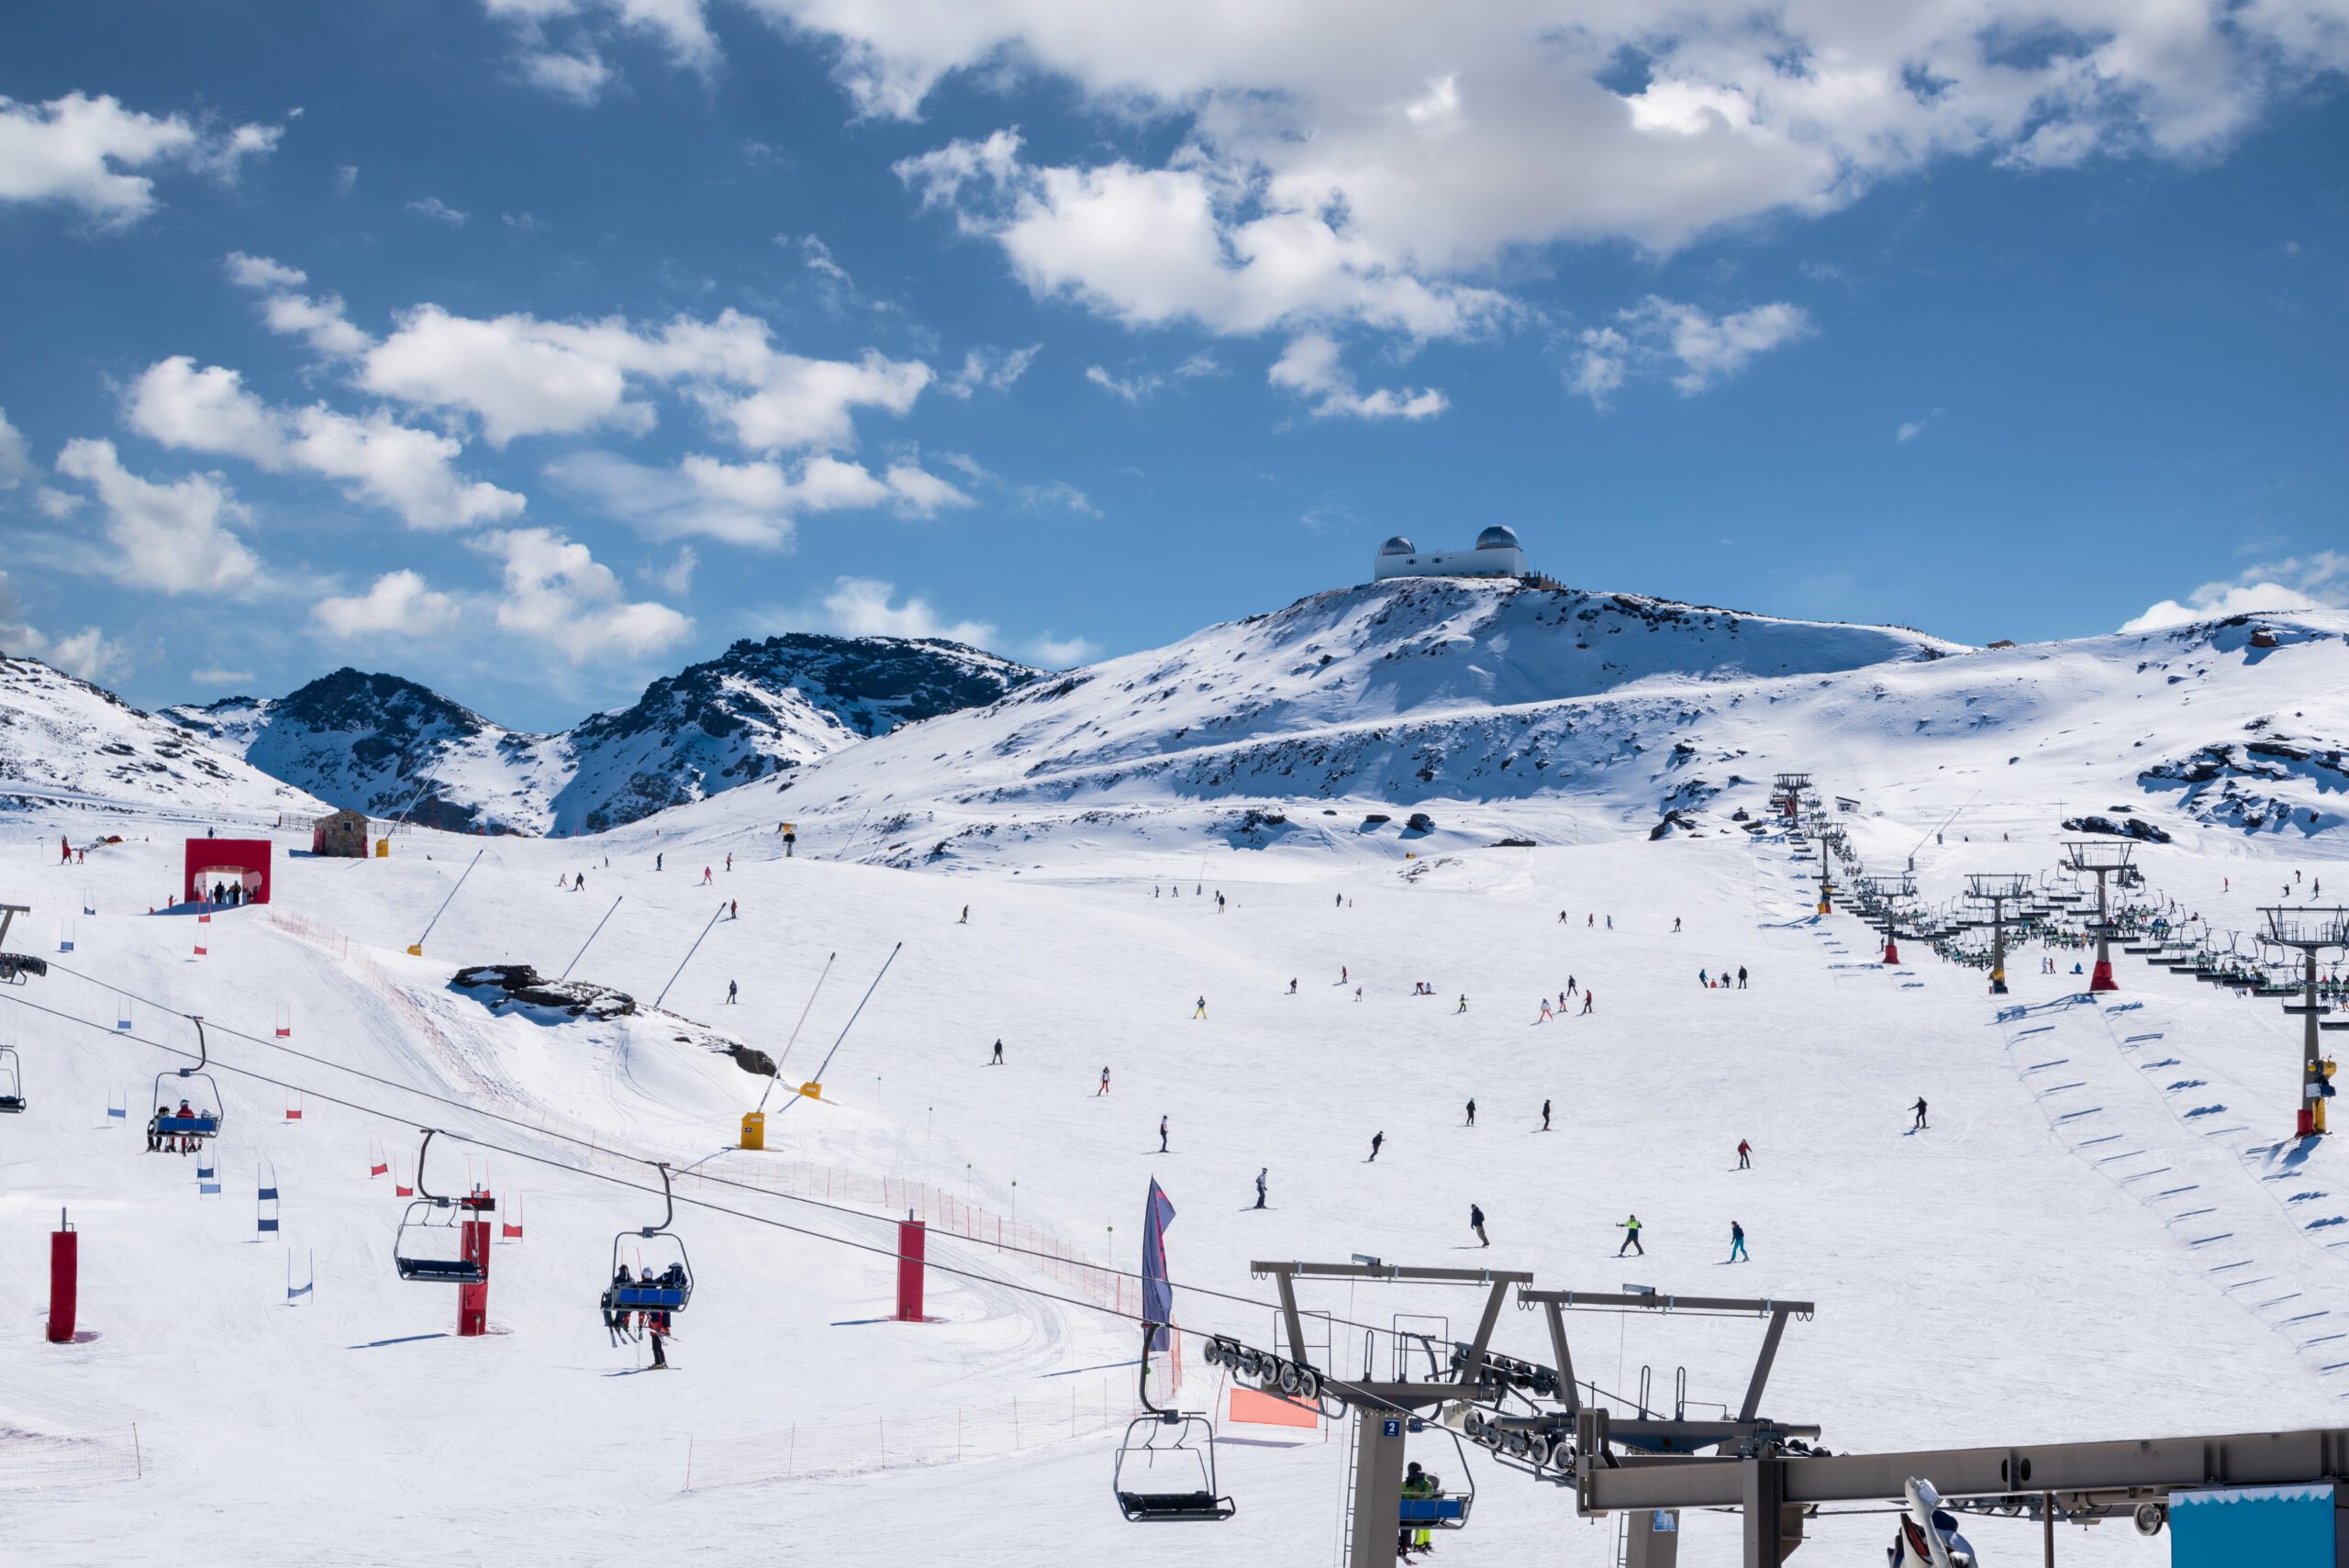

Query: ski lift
<box><xmin>599</xmin><ymin>1161</ymin><xmax>694</xmax><ymax>1322</ymax></box>
<box><xmin>0</xmin><ymin>1043</ymin><xmax>22</xmax><ymax>1112</ymax></box>
<box><xmin>1891</xmin><ymin>1478</ymin><xmax>1979</xmax><ymax>1566</ymax></box>
<box><xmin>1397</xmin><ymin>1421</ymin><xmax>1475</xmax><ymax>1532</ymax></box>
<box><xmin>153</xmin><ymin>1017</ymin><xmax>223</xmax><ymax>1143</ymax></box>
<box><xmin>1113</xmin><ymin>1321</ymin><xmax>1234</xmax><ymax>1523</ymax></box>
<box><xmin>392</xmin><ymin>1129</ymin><xmax>495</xmax><ymax>1284</ymax></box>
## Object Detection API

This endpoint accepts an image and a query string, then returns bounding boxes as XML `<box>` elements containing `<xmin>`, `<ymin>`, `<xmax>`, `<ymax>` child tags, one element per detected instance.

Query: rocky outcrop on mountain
<box><xmin>165</xmin><ymin>636</ymin><xmax>1040</xmax><ymax>835</ymax></box>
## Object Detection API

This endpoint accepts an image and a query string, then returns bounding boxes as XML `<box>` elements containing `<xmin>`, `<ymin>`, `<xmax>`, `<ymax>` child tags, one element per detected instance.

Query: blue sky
<box><xmin>3</xmin><ymin>2</ymin><xmax>2344</xmax><ymax>730</ymax></box>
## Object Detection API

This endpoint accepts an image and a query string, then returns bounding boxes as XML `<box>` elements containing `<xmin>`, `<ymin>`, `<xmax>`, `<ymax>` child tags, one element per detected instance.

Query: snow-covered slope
<box><xmin>0</xmin><ymin>654</ymin><xmax>323</xmax><ymax>824</ymax></box>
<box><xmin>164</xmin><ymin>637</ymin><xmax>1039</xmax><ymax>836</ymax></box>
<box><xmin>730</xmin><ymin>585</ymin><xmax>2346</xmax><ymax>870</ymax></box>
<box><xmin>2</xmin><ymin>784</ymin><xmax>2344</xmax><ymax>1568</ymax></box>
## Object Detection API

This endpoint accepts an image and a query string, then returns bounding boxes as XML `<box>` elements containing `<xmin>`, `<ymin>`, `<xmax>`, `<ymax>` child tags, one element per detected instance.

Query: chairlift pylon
<box><xmin>1113</xmin><ymin>1321</ymin><xmax>1234</xmax><ymax>1523</ymax></box>
<box><xmin>151</xmin><ymin>1017</ymin><xmax>222</xmax><ymax>1147</ymax></box>
<box><xmin>392</xmin><ymin>1129</ymin><xmax>494</xmax><ymax>1284</ymax></box>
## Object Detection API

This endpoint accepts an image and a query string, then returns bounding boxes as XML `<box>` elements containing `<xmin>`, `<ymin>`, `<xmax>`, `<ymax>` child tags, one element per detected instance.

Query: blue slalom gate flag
<box><xmin>1141</xmin><ymin>1179</ymin><xmax>1176</xmax><ymax>1351</ymax></box>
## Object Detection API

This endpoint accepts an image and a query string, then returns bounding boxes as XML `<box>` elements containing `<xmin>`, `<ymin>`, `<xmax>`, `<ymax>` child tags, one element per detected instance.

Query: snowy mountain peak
<box><xmin>161</xmin><ymin>636</ymin><xmax>1041</xmax><ymax>836</ymax></box>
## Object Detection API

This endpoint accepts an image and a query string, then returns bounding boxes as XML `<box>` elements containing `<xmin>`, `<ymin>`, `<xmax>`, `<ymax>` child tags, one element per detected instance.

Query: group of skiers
<box><xmin>144</xmin><ymin>1100</ymin><xmax>208</xmax><ymax>1153</ymax></box>
<box><xmin>605</xmin><ymin>1262</ymin><xmax>686</xmax><ymax>1367</ymax></box>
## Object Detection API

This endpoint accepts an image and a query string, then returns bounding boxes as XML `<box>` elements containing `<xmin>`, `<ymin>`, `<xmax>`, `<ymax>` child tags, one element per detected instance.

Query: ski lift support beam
<box><xmin>1514</xmin><ymin>1289</ymin><xmax>1815</xmax><ymax>1427</ymax></box>
<box><xmin>1250</xmin><ymin>1260</ymin><xmax>1531</xmax><ymax>1568</ymax></box>
<box><xmin>1573</xmin><ymin>1411</ymin><xmax>2349</xmax><ymax>1568</ymax></box>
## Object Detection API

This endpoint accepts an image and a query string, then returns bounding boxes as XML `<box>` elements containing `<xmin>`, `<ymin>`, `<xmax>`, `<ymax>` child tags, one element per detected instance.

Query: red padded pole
<box><xmin>896</xmin><ymin>1218</ymin><xmax>926</xmax><ymax>1322</ymax></box>
<box><xmin>457</xmin><ymin>1217</ymin><xmax>490</xmax><ymax>1337</ymax></box>
<box><xmin>47</xmin><ymin>1211</ymin><xmax>78</xmax><ymax>1343</ymax></box>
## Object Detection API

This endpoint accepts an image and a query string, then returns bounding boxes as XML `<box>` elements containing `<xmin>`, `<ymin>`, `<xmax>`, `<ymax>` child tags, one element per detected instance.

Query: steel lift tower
<box><xmin>1253</xmin><ymin>1260</ymin><xmax>1531</xmax><ymax>1568</ymax></box>
<box><xmin>1771</xmin><ymin>773</ymin><xmax>1809</xmax><ymax>824</ymax></box>
<box><xmin>1861</xmin><ymin>875</ymin><xmax>1916</xmax><ymax>964</ymax></box>
<box><xmin>1965</xmin><ymin>873</ymin><xmax>2032</xmax><ymax>995</ymax></box>
<box><xmin>2063</xmin><ymin>840</ymin><xmax>2135</xmax><ymax>993</ymax></box>
<box><xmin>2261</xmin><ymin>906</ymin><xmax>2349</xmax><ymax>1139</ymax></box>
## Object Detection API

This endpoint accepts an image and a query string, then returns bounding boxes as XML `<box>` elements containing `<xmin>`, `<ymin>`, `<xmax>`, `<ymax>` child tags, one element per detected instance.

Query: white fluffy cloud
<box><xmin>124</xmin><ymin>357</ymin><xmax>526</xmax><ymax>530</ymax></box>
<box><xmin>0</xmin><ymin>92</ymin><xmax>279</xmax><ymax>225</ymax></box>
<box><xmin>312</xmin><ymin>570</ymin><xmax>464</xmax><ymax>639</ymax></box>
<box><xmin>522</xmin><ymin>48</ymin><xmax>616</xmax><ymax>104</ymax></box>
<box><xmin>1028</xmin><ymin>632</ymin><xmax>1099</xmax><ymax>667</ymax></box>
<box><xmin>548</xmin><ymin>449</ymin><xmax>969</xmax><ymax>546</ymax></box>
<box><xmin>2121</xmin><ymin>551</ymin><xmax>2349</xmax><ymax>631</ymax></box>
<box><xmin>224</xmin><ymin>253</ymin><xmax>373</xmax><ymax>360</ymax></box>
<box><xmin>485</xmin><ymin>0</ymin><xmax>718</xmax><ymax>100</ymax></box>
<box><xmin>0</xmin><ymin>571</ymin><xmax>130</xmax><ymax>683</ymax></box>
<box><xmin>1268</xmin><ymin>333</ymin><xmax>1448</xmax><ymax>420</ymax></box>
<box><xmin>0</xmin><ymin>407</ymin><xmax>32</xmax><ymax>487</ymax></box>
<box><xmin>53</xmin><ymin>439</ymin><xmax>262</xmax><ymax>595</ymax></box>
<box><xmin>351</xmin><ymin>304</ymin><xmax>930</xmax><ymax>453</ymax></box>
<box><xmin>940</xmin><ymin>344</ymin><xmax>1041</xmax><ymax>398</ymax></box>
<box><xmin>819</xmin><ymin>576</ymin><xmax>995</xmax><ymax>647</ymax></box>
<box><xmin>478</xmin><ymin>527</ymin><xmax>694</xmax><ymax>662</ymax></box>
<box><xmin>826</xmin><ymin>3</ymin><xmax>2349</xmax><ymax>346</ymax></box>
<box><xmin>1569</xmin><ymin>296</ymin><xmax>1812</xmax><ymax>409</ymax></box>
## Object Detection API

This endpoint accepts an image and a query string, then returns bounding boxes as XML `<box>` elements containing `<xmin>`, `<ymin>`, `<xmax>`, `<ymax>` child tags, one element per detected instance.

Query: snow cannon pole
<box><xmin>652</xmin><ymin>899</ymin><xmax>730</xmax><ymax>1013</ymax></box>
<box><xmin>407</xmin><ymin>849</ymin><xmax>484</xmax><ymax>957</ymax></box>
<box><xmin>47</xmin><ymin>1208</ymin><xmax>77</xmax><ymax>1343</ymax></box>
<box><xmin>775</xmin><ymin>943</ymin><xmax>901</xmax><ymax>1118</ymax></box>
<box><xmin>756</xmin><ymin>952</ymin><xmax>837</xmax><ymax>1114</ymax></box>
<box><xmin>559</xmin><ymin>895</ymin><xmax>624</xmax><ymax>981</ymax></box>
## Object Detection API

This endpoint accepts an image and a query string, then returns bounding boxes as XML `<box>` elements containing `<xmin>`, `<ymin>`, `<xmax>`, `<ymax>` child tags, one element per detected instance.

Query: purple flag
<box><xmin>1141</xmin><ymin>1179</ymin><xmax>1176</xmax><ymax>1350</ymax></box>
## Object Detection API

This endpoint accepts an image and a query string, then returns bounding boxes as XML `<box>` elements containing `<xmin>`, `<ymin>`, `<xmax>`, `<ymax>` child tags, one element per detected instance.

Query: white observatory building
<box><xmin>1372</xmin><ymin>526</ymin><xmax>1528</xmax><ymax>582</ymax></box>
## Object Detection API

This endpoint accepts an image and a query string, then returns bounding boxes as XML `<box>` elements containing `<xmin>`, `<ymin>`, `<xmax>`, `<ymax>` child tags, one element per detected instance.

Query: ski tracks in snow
<box><xmin>1997</xmin><ymin>992</ymin><xmax>2349</xmax><ymax>1398</ymax></box>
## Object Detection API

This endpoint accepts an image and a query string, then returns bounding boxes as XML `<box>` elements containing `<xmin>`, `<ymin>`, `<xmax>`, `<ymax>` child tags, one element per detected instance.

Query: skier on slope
<box><xmin>1737</xmin><ymin>1139</ymin><xmax>1752</xmax><ymax>1169</ymax></box>
<box><xmin>1456</xmin><ymin>995</ymin><xmax>1468</xmax><ymax>1014</ymax></box>
<box><xmin>1470</xmin><ymin>1203</ymin><xmax>1489</xmax><ymax>1247</ymax></box>
<box><xmin>989</xmin><ymin>1039</ymin><xmax>1004</xmax><ymax>1065</ymax></box>
<box><xmin>1616</xmin><ymin>1214</ymin><xmax>1643</xmax><ymax>1256</ymax></box>
<box><xmin>1159</xmin><ymin>1115</ymin><xmax>1169</xmax><ymax>1152</ymax></box>
<box><xmin>1097</xmin><ymin>1067</ymin><xmax>1110</xmax><ymax>1096</ymax></box>
<box><xmin>1253</xmin><ymin>1168</ymin><xmax>1267</xmax><ymax>1209</ymax></box>
<box><xmin>1368</xmin><ymin>1131</ymin><xmax>1385</xmax><ymax>1162</ymax></box>
<box><xmin>1580</xmin><ymin>990</ymin><xmax>1595</xmax><ymax>1016</ymax></box>
<box><xmin>1541</xmin><ymin>1099</ymin><xmax>1552</xmax><ymax>1131</ymax></box>
<box><xmin>1910</xmin><ymin>1096</ymin><xmax>1929</xmax><ymax>1131</ymax></box>
<box><xmin>1464</xmin><ymin>1098</ymin><xmax>1476</xmax><ymax>1127</ymax></box>
<box><xmin>1728</xmin><ymin>1220</ymin><xmax>1748</xmax><ymax>1263</ymax></box>
<box><xmin>1193</xmin><ymin>995</ymin><xmax>1208</xmax><ymax>1018</ymax></box>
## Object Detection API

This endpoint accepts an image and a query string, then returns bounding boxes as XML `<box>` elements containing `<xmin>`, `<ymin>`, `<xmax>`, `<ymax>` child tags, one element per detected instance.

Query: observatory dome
<box><xmin>1475</xmin><ymin>525</ymin><xmax>1520</xmax><ymax>550</ymax></box>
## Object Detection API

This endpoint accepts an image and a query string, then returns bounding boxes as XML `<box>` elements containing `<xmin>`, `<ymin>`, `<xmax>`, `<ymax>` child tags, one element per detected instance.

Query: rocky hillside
<box><xmin>0</xmin><ymin>654</ymin><xmax>324</xmax><ymax>824</ymax></box>
<box><xmin>164</xmin><ymin>635</ymin><xmax>1039</xmax><ymax>835</ymax></box>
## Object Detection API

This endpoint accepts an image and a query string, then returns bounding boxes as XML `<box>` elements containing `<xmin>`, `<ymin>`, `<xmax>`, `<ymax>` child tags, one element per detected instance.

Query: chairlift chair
<box><xmin>393</xmin><ymin>1129</ymin><xmax>493</xmax><ymax>1284</ymax></box>
<box><xmin>600</xmin><ymin>1162</ymin><xmax>694</xmax><ymax>1321</ymax></box>
<box><xmin>1113</xmin><ymin>1322</ymin><xmax>1234</xmax><ymax>1523</ymax></box>
<box><xmin>0</xmin><ymin>1043</ymin><xmax>22</xmax><ymax>1113</ymax></box>
<box><xmin>1397</xmin><ymin>1421</ymin><xmax>1476</xmax><ymax>1531</ymax></box>
<box><xmin>152</xmin><ymin>1017</ymin><xmax>223</xmax><ymax>1143</ymax></box>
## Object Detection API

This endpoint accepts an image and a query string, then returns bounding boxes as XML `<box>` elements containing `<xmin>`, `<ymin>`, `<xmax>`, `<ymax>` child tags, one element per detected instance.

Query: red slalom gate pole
<box><xmin>896</xmin><ymin>1217</ymin><xmax>927</xmax><ymax>1322</ymax></box>
<box><xmin>48</xmin><ymin>1208</ymin><xmax>78</xmax><ymax>1343</ymax></box>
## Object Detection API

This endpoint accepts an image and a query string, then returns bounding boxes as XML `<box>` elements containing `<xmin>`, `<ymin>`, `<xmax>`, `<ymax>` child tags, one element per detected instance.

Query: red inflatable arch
<box><xmin>184</xmin><ymin>839</ymin><xmax>272</xmax><ymax>906</ymax></box>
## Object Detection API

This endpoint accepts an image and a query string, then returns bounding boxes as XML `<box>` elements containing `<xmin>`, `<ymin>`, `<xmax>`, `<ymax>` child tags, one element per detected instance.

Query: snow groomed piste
<box><xmin>3</xmin><ymin>649</ymin><xmax>2349</xmax><ymax>1564</ymax></box>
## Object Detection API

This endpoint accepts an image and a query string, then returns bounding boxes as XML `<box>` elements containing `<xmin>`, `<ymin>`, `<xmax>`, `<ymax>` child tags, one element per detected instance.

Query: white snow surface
<box><xmin>0</xmin><ymin>595</ymin><xmax>2345</xmax><ymax>1566</ymax></box>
